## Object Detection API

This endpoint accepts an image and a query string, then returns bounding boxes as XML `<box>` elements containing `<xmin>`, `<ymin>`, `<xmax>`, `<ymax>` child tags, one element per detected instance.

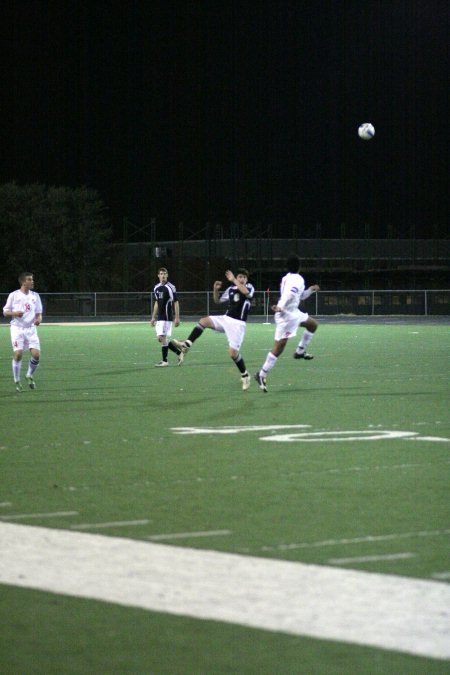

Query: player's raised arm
<box><xmin>212</xmin><ymin>280</ymin><xmax>222</xmax><ymax>303</ymax></box>
<box><xmin>225</xmin><ymin>270</ymin><xmax>249</xmax><ymax>295</ymax></box>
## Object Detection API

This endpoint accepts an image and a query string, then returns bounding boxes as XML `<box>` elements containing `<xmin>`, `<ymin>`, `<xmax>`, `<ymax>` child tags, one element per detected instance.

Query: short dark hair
<box><xmin>19</xmin><ymin>272</ymin><xmax>33</xmax><ymax>284</ymax></box>
<box><xmin>158</xmin><ymin>267</ymin><xmax>168</xmax><ymax>274</ymax></box>
<box><xmin>237</xmin><ymin>268</ymin><xmax>249</xmax><ymax>278</ymax></box>
<box><xmin>286</xmin><ymin>256</ymin><xmax>300</xmax><ymax>273</ymax></box>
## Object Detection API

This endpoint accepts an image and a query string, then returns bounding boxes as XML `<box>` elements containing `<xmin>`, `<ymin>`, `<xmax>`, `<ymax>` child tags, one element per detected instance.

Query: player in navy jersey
<box><xmin>150</xmin><ymin>267</ymin><xmax>184</xmax><ymax>366</ymax></box>
<box><xmin>3</xmin><ymin>272</ymin><xmax>43</xmax><ymax>391</ymax></box>
<box><xmin>172</xmin><ymin>269</ymin><xmax>254</xmax><ymax>390</ymax></box>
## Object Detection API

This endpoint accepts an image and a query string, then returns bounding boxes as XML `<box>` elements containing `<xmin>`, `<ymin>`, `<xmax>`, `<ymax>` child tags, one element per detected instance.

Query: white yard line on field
<box><xmin>147</xmin><ymin>529</ymin><xmax>232</xmax><ymax>541</ymax></box>
<box><xmin>0</xmin><ymin>511</ymin><xmax>78</xmax><ymax>520</ymax></box>
<box><xmin>71</xmin><ymin>519</ymin><xmax>151</xmax><ymax>530</ymax></box>
<box><xmin>328</xmin><ymin>553</ymin><xmax>416</xmax><ymax>565</ymax></box>
<box><xmin>259</xmin><ymin>528</ymin><xmax>450</xmax><ymax>552</ymax></box>
<box><xmin>1</xmin><ymin>523</ymin><xmax>449</xmax><ymax>661</ymax></box>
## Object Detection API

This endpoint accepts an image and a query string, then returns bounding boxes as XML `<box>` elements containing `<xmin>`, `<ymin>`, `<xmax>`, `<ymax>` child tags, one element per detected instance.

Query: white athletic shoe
<box><xmin>155</xmin><ymin>361</ymin><xmax>169</xmax><ymax>367</ymax></box>
<box><xmin>15</xmin><ymin>381</ymin><xmax>23</xmax><ymax>393</ymax></box>
<box><xmin>177</xmin><ymin>351</ymin><xmax>184</xmax><ymax>365</ymax></box>
<box><xmin>241</xmin><ymin>373</ymin><xmax>251</xmax><ymax>391</ymax></box>
<box><xmin>172</xmin><ymin>339</ymin><xmax>191</xmax><ymax>354</ymax></box>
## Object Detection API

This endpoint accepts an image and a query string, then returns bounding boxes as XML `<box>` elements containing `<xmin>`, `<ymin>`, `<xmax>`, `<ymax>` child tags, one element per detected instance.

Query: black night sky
<box><xmin>2</xmin><ymin>1</ymin><xmax>449</xmax><ymax>239</ymax></box>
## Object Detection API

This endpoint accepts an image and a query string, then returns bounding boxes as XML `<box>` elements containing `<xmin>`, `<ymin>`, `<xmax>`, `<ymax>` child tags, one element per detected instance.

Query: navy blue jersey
<box><xmin>153</xmin><ymin>282</ymin><xmax>178</xmax><ymax>320</ymax></box>
<box><xmin>219</xmin><ymin>282</ymin><xmax>255</xmax><ymax>321</ymax></box>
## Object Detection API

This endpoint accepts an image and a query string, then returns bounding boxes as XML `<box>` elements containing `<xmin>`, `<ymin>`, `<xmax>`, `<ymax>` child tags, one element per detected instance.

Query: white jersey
<box><xmin>3</xmin><ymin>290</ymin><xmax>43</xmax><ymax>328</ymax></box>
<box><xmin>277</xmin><ymin>272</ymin><xmax>306</xmax><ymax>313</ymax></box>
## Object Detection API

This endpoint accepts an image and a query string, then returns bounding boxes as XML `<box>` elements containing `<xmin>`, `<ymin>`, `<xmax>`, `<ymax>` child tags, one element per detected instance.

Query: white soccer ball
<box><xmin>358</xmin><ymin>122</ymin><xmax>375</xmax><ymax>140</ymax></box>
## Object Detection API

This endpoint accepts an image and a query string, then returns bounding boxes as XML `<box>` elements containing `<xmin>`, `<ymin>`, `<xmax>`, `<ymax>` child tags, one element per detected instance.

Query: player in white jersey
<box><xmin>255</xmin><ymin>256</ymin><xmax>319</xmax><ymax>392</ymax></box>
<box><xmin>3</xmin><ymin>272</ymin><xmax>43</xmax><ymax>392</ymax></box>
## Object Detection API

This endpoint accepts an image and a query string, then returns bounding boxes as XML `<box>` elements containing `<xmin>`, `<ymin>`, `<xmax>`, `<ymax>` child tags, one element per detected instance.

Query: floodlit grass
<box><xmin>1</xmin><ymin>320</ymin><xmax>449</xmax><ymax>673</ymax></box>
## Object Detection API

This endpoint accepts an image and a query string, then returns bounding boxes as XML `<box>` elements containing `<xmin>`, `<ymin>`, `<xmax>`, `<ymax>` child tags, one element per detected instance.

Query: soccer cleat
<box><xmin>293</xmin><ymin>351</ymin><xmax>314</xmax><ymax>360</ymax></box>
<box><xmin>172</xmin><ymin>339</ymin><xmax>191</xmax><ymax>354</ymax></box>
<box><xmin>241</xmin><ymin>373</ymin><xmax>251</xmax><ymax>391</ymax></box>
<box><xmin>177</xmin><ymin>351</ymin><xmax>184</xmax><ymax>366</ymax></box>
<box><xmin>154</xmin><ymin>361</ymin><xmax>169</xmax><ymax>367</ymax></box>
<box><xmin>15</xmin><ymin>381</ymin><xmax>23</xmax><ymax>393</ymax></box>
<box><xmin>26</xmin><ymin>376</ymin><xmax>36</xmax><ymax>389</ymax></box>
<box><xmin>254</xmin><ymin>371</ymin><xmax>267</xmax><ymax>393</ymax></box>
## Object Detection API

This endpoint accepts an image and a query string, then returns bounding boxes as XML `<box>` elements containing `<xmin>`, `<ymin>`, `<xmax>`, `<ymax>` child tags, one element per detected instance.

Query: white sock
<box><xmin>298</xmin><ymin>329</ymin><xmax>314</xmax><ymax>351</ymax></box>
<box><xmin>26</xmin><ymin>357</ymin><xmax>40</xmax><ymax>377</ymax></box>
<box><xmin>261</xmin><ymin>351</ymin><xmax>278</xmax><ymax>375</ymax></box>
<box><xmin>13</xmin><ymin>359</ymin><xmax>22</xmax><ymax>382</ymax></box>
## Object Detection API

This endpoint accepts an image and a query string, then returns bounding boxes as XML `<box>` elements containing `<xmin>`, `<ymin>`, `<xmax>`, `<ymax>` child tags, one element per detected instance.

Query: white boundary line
<box><xmin>1</xmin><ymin>523</ymin><xmax>449</xmax><ymax>661</ymax></box>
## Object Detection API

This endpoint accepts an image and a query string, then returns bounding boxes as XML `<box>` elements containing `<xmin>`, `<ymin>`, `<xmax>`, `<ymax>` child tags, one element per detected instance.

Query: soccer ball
<box><xmin>358</xmin><ymin>123</ymin><xmax>375</xmax><ymax>140</ymax></box>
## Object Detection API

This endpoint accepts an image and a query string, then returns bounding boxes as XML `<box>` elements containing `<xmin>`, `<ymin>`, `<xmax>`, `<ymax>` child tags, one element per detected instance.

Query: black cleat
<box><xmin>26</xmin><ymin>376</ymin><xmax>36</xmax><ymax>389</ymax></box>
<box><xmin>293</xmin><ymin>351</ymin><xmax>314</xmax><ymax>360</ymax></box>
<box><xmin>255</xmin><ymin>372</ymin><xmax>268</xmax><ymax>393</ymax></box>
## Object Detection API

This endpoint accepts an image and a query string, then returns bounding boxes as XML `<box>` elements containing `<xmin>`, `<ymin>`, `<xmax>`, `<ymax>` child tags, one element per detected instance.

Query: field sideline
<box><xmin>0</xmin><ymin>320</ymin><xmax>449</xmax><ymax>673</ymax></box>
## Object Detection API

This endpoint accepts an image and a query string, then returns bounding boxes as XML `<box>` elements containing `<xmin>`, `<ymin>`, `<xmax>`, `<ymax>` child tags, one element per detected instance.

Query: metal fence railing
<box><xmin>1</xmin><ymin>290</ymin><xmax>449</xmax><ymax>319</ymax></box>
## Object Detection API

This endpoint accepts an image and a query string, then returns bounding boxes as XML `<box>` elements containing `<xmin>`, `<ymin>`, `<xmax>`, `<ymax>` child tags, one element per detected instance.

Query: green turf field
<box><xmin>1</xmin><ymin>320</ymin><xmax>449</xmax><ymax>674</ymax></box>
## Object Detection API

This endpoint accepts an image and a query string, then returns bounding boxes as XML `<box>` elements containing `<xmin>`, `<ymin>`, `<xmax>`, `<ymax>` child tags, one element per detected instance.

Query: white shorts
<box><xmin>209</xmin><ymin>315</ymin><xmax>246</xmax><ymax>351</ymax></box>
<box><xmin>274</xmin><ymin>308</ymin><xmax>309</xmax><ymax>341</ymax></box>
<box><xmin>155</xmin><ymin>321</ymin><xmax>173</xmax><ymax>338</ymax></box>
<box><xmin>11</xmin><ymin>325</ymin><xmax>41</xmax><ymax>352</ymax></box>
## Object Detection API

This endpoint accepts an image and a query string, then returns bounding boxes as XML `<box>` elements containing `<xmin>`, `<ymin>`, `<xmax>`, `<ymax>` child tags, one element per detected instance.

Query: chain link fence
<box><xmin>1</xmin><ymin>290</ymin><xmax>449</xmax><ymax>320</ymax></box>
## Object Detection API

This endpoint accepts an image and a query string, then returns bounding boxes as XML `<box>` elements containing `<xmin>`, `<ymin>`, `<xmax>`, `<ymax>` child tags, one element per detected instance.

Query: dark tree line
<box><xmin>0</xmin><ymin>183</ymin><xmax>113</xmax><ymax>292</ymax></box>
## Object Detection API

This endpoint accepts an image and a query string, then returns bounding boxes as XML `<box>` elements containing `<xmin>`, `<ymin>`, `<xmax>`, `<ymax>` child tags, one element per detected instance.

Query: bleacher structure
<box><xmin>112</xmin><ymin>220</ymin><xmax>449</xmax><ymax>294</ymax></box>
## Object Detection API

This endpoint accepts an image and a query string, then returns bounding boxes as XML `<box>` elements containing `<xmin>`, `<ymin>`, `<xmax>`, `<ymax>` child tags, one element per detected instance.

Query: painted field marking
<box><xmin>0</xmin><ymin>511</ymin><xmax>78</xmax><ymax>520</ymax></box>
<box><xmin>260</xmin><ymin>529</ymin><xmax>450</xmax><ymax>552</ymax></box>
<box><xmin>71</xmin><ymin>519</ymin><xmax>150</xmax><ymax>530</ymax></box>
<box><xmin>432</xmin><ymin>572</ymin><xmax>450</xmax><ymax>580</ymax></box>
<box><xmin>410</xmin><ymin>436</ymin><xmax>450</xmax><ymax>442</ymax></box>
<box><xmin>1</xmin><ymin>522</ymin><xmax>449</xmax><ymax>661</ymax></box>
<box><xmin>171</xmin><ymin>425</ymin><xmax>449</xmax><ymax>443</ymax></box>
<box><xmin>147</xmin><ymin>529</ymin><xmax>232</xmax><ymax>541</ymax></box>
<box><xmin>328</xmin><ymin>553</ymin><xmax>416</xmax><ymax>565</ymax></box>
<box><xmin>262</xmin><ymin>430</ymin><xmax>418</xmax><ymax>442</ymax></box>
<box><xmin>172</xmin><ymin>424</ymin><xmax>311</xmax><ymax>435</ymax></box>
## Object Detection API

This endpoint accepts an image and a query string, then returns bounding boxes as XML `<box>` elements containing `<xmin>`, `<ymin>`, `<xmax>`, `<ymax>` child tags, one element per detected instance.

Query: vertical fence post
<box><xmin>264</xmin><ymin>289</ymin><xmax>271</xmax><ymax>323</ymax></box>
<box><xmin>424</xmin><ymin>290</ymin><xmax>428</xmax><ymax>316</ymax></box>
